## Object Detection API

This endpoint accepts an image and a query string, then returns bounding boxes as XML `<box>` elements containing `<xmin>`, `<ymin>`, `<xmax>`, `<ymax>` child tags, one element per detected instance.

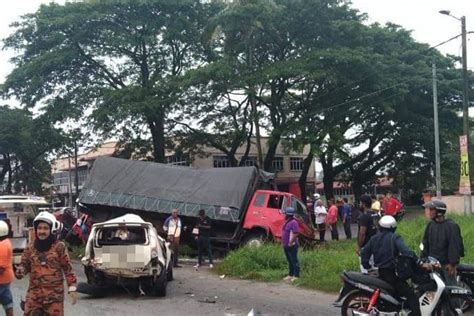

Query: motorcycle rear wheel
<box><xmin>341</xmin><ymin>291</ymin><xmax>386</xmax><ymax>316</ymax></box>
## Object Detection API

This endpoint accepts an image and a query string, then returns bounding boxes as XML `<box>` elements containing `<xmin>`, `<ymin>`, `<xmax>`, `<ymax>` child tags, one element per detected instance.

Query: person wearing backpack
<box><xmin>421</xmin><ymin>199</ymin><xmax>463</xmax><ymax>285</ymax></box>
<box><xmin>361</xmin><ymin>216</ymin><xmax>426</xmax><ymax>316</ymax></box>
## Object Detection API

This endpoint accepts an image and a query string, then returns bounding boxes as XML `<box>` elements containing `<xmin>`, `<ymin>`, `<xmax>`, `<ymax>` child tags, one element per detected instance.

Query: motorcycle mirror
<box><xmin>419</xmin><ymin>243</ymin><xmax>424</xmax><ymax>251</ymax></box>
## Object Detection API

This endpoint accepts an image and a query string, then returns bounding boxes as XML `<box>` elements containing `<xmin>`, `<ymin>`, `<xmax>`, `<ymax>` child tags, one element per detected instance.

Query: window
<box><xmin>290</xmin><ymin>157</ymin><xmax>304</xmax><ymax>171</ymax></box>
<box><xmin>267</xmin><ymin>194</ymin><xmax>285</xmax><ymax>209</ymax></box>
<box><xmin>213</xmin><ymin>155</ymin><xmax>231</xmax><ymax>168</ymax></box>
<box><xmin>165</xmin><ymin>154</ymin><xmax>190</xmax><ymax>166</ymax></box>
<box><xmin>254</xmin><ymin>193</ymin><xmax>266</xmax><ymax>207</ymax></box>
<box><xmin>241</xmin><ymin>156</ymin><xmax>257</xmax><ymax>167</ymax></box>
<box><xmin>291</xmin><ymin>196</ymin><xmax>310</xmax><ymax>224</ymax></box>
<box><xmin>271</xmin><ymin>157</ymin><xmax>284</xmax><ymax>171</ymax></box>
<box><xmin>96</xmin><ymin>227</ymin><xmax>147</xmax><ymax>246</ymax></box>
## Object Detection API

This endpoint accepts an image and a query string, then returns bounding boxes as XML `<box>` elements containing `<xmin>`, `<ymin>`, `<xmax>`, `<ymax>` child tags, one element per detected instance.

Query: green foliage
<box><xmin>0</xmin><ymin>106</ymin><xmax>64</xmax><ymax>194</ymax></box>
<box><xmin>3</xmin><ymin>0</ymin><xmax>222</xmax><ymax>162</ymax></box>
<box><xmin>217</xmin><ymin>215</ymin><xmax>474</xmax><ymax>293</ymax></box>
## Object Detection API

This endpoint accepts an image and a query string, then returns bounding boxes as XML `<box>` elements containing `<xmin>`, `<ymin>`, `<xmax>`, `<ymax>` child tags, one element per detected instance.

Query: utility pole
<box><xmin>460</xmin><ymin>16</ymin><xmax>472</xmax><ymax>215</ymax></box>
<box><xmin>432</xmin><ymin>63</ymin><xmax>442</xmax><ymax>199</ymax></box>
<box><xmin>74</xmin><ymin>140</ymin><xmax>79</xmax><ymax>205</ymax></box>
<box><xmin>68</xmin><ymin>156</ymin><xmax>73</xmax><ymax>208</ymax></box>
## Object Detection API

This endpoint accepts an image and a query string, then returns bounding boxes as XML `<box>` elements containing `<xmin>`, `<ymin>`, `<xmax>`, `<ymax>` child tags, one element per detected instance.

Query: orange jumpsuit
<box><xmin>19</xmin><ymin>240</ymin><xmax>77</xmax><ymax>316</ymax></box>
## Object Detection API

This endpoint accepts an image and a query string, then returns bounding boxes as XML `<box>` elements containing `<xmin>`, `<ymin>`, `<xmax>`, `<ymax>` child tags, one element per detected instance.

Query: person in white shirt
<box><xmin>314</xmin><ymin>200</ymin><xmax>327</xmax><ymax>241</ymax></box>
<box><xmin>163</xmin><ymin>209</ymin><xmax>183</xmax><ymax>267</ymax></box>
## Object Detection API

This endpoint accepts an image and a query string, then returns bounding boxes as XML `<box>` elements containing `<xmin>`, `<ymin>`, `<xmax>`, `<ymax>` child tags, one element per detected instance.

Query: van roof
<box><xmin>93</xmin><ymin>214</ymin><xmax>152</xmax><ymax>228</ymax></box>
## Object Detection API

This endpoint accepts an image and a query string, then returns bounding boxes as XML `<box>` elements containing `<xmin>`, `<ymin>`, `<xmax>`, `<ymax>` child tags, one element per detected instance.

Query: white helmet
<box><xmin>313</xmin><ymin>193</ymin><xmax>320</xmax><ymax>199</ymax></box>
<box><xmin>34</xmin><ymin>211</ymin><xmax>62</xmax><ymax>234</ymax></box>
<box><xmin>0</xmin><ymin>221</ymin><xmax>9</xmax><ymax>239</ymax></box>
<box><xmin>379</xmin><ymin>215</ymin><xmax>397</xmax><ymax>229</ymax></box>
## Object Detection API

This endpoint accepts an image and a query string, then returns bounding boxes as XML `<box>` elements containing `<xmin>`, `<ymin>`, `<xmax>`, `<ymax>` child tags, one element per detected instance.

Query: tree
<box><xmin>0</xmin><ymin>106</ymin><xmax>64</xmax><ymax>194</ymax></box>
<box><xmin>183</xmin><ymin>0</ymin><xmax>363</xmax><ymax>176</ymax></box>
<box><xmin>2</xmin><ymin>0</ymin><xmax>221</xmax><ymax>162</ymax></box>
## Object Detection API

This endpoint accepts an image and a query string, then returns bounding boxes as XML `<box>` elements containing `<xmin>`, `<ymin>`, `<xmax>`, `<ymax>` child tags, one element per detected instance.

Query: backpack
<box><xmin>390</xmin><ymin>234</ymin><xmax>417</xmax><ymax>280</ymax></box>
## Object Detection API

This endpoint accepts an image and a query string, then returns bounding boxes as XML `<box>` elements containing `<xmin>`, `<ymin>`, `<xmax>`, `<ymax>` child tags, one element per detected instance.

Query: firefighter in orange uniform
<box><xmin>15</xmin><ymin>212</ymin><xmax>77</xmax><ymax>316</ymax></box>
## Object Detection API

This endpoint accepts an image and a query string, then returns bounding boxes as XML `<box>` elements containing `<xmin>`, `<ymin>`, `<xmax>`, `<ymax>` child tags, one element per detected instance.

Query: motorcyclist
<box><xmin>421</xmin><ymin>199</ymin><xmax>462</xmax><ymax>285</ymax></box>
<box><xmin>361</xmin><ymin>216</ymin><xmax>423</xmax><ymax>316</ymax></box>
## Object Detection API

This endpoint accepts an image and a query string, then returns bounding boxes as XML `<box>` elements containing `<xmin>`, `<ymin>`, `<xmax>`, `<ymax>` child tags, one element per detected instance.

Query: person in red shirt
<box><xmin>326</xmin><ymin>199</ymin><xmax>339</xmax><ymax>240</ymax></box>
<box><xmin>382</xmin><ymin>192</ymin><xmax>403</xmax><ymax>216</ymax></box>
<box><xmin>0</xmin><ymin>220</ymin><xmax>14</xmax><ymax>316</ymax></box>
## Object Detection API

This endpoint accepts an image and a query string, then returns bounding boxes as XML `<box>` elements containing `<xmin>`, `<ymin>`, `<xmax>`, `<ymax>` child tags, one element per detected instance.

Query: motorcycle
<box><xmin>457</xmin><ymin>263</ymin><xmax>474</xmax><ymax>311</ymax></box>
<box><xmin>333</xmin><ymin>256</ymin><xmax>473</xmax><ymax>315</ymax></box>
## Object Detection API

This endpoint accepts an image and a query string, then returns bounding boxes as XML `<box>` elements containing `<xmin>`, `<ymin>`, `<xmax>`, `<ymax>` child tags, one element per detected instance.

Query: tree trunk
<box><xmin>352</xmin><ymin>179</ymin><xmax>364</xmax><ymax>202</ymax></box>
<box><xmin>263</xmin><ymin>131</ymin><xmax>281</xmax><ymax>171</ymax></box>
<box><xmin>0</xmin><ymin>154</ymin><xmax>10</xmax><ymax>188</ymax></box>
<box><xmin>148</xmin><ymin>115</ymin><xmax>166</xmax><ymax>163</ymax></box>
<box><xmin>320</xmin><ymin>150</ymin><xmax>335</xmax><ymax>200</ymax></box>
<box><xmin>322</xmin><ymin>171</ymin><xmax>335</xmax><ymax>200</ymax></box>
<box><xmin>6</xmin><ymin>160</ymin><xmax>13</xmax><ymax>194</ymax></box>
<box><xmin>298</xmin><ymin>147</ymin><xmax>314</xmax><ymax>204</ymax></box>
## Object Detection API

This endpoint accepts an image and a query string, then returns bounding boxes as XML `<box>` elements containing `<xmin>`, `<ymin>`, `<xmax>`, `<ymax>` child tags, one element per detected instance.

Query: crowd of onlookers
<box><xmin>309</xmin><ymin>192</ymin><xmax>404</xmax><ymax>241</ymax></box>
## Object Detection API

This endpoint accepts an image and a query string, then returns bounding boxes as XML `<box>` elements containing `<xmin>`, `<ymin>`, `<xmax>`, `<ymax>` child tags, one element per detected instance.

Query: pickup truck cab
<box><xmin>241</xmin><ymin>190</ymin><xmax>315</xmax><ymax>246</ymax></box>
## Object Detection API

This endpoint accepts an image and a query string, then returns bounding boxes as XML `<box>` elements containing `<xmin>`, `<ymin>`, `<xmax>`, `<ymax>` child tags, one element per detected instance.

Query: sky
<box><xmin>0</xmin><ymin>0</ymin><xmax>473</xmax><ymax>111</ymax></box>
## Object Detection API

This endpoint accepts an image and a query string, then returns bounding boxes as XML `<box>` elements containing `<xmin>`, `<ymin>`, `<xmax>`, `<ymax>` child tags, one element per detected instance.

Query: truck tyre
<box><xmin>243</xmin><ymin>232</ymin><xmax>267</xmax><ymax>247</ymax></box>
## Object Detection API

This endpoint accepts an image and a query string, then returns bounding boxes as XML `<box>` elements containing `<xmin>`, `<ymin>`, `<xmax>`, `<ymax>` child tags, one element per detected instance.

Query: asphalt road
<box><xmin>10</xmin><ymin>262</ymin><xmax>338</xmax><ymax>316</ymax></box>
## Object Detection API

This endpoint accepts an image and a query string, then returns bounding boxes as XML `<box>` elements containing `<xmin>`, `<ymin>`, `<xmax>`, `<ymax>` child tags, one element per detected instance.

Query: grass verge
<box><xmin>216</xmin><ymin>214</ymin><xmax>474</xmax><ymax>293</ymax></box>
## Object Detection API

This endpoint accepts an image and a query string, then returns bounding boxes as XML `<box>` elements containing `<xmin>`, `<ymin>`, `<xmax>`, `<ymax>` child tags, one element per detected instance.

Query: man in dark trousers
<box><xmin>342</xmin><ymin>197</ymin><xmax>352</xmax><ymax>239</ymax></box>
<box><xmin>421</xmin><ymin>200</ymin><xmax>463</xmax><ymax>285</ymax></box>
<box><xmin>357</xmin><ymin>194</ymin><xmax>378</xmax><ymax>273</ymax></box>
<box><xmin>163</xmin><ymin>208</ymin><xmax>183</xmax><ymax>267</ymax></box>
<box><xmin>194</xmin><ymin>209</ymin><xmax>214</xmax><ymax>269</ymax></box>
<box><xmin>362</xmin><ymin>216</ymin><xmax>424</xmax><ymax>316</ymax></box>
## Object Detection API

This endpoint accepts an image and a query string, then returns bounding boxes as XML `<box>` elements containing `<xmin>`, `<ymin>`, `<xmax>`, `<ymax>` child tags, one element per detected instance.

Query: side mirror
<box><xmin>419</xmin><ymin>243</ymin><xmax>424</xmax><ymax>251</ymax></box>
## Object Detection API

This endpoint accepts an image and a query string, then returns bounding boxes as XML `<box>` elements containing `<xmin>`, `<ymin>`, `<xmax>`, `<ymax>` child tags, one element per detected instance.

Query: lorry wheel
<box><xmin>244</xmin><ymin>232</ymin><xmax>266</xmax><ymax>247</ymax></box>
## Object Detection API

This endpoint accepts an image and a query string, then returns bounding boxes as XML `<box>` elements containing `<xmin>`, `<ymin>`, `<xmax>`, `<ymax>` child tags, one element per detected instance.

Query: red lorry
<box><xmin>78</xmin><ymin>157</ymin><xmax>316</xmax><ymax>248</ymax></box>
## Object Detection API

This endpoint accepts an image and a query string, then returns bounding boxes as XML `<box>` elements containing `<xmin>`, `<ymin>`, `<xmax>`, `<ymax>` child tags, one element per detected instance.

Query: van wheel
<box><xmin>153</xmin><ymin>273</ymin><xmax>168</xmax><ymax>297</ymax></box>
<box><xmin>167</xmin><ymin>263</ymin><xmax>173</xmax><ymax>281</ymax></box>
<box><xmin>244</xmin><ymin>232</ymin><xmax>266</xmax><ymax>247</ymax></box>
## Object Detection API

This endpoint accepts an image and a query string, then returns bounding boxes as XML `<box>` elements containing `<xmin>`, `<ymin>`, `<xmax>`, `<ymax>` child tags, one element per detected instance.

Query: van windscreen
<box><xmin>97</xmin><ymin>227</ymin><xmax>147</xmax><ymax>246</ymax></box>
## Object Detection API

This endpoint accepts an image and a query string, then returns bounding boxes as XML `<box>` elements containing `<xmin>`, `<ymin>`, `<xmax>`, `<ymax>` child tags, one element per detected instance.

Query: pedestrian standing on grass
<box><xmin>314</xmin><ymin>200</ymin><xmax>327</xmax><ymax>241</ymax></box>
<box><xmin>342</xmin><ymin>197</ymin><xmax>352</xmax><ymax>239</ymax></box>
<box><xmin>194</xmin><ymin>209</ymin><xmax>214</xmax><ymax>269</ymax></box>
<box><xmin>326</xmin><ymin>199</ymin><xmax>339</xmax><ymax>240</ymax></box>
<box><xmin>357</xmin><ymin>195</ymin><xmax>378</xmax><ymax>273</ymax></box>
<box><xmin>163</xmin><ymin>208</ymin><xmax>183</xmax><ymax>268</ymax></box>
<box><xmin>0</xmin><ymin>221</ymin><xmax>13</xmax><ymax>316</ymax></box>
<box><xmin>281</xmin><ymin>207</ymin><xmax>300</xmax><ymax>282</ymax></box>
<box><xmin>421</xmin><ymin>200</ymin><xmax>463</xmax><ymax>285</ymax></box>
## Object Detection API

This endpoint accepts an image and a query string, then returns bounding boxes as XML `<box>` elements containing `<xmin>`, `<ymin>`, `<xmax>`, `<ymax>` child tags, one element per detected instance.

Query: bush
<box><xmin>217</xmin><ymin>214</ymin><xmax>474</xmax><ymax>293</ymax></box>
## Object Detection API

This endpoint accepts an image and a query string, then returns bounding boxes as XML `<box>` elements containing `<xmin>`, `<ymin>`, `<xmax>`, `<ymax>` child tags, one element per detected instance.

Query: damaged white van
<box><xmin>81</xmin><ymin>214</ymin><xmax>173</xmax><ymax>297</ymax></box>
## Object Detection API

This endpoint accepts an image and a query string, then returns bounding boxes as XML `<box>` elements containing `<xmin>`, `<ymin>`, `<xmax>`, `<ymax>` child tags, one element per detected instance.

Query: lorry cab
<box><xmin>242</xmin><ymin>190</ymin><xmax>315</xmax><ymax>243</ymax></box>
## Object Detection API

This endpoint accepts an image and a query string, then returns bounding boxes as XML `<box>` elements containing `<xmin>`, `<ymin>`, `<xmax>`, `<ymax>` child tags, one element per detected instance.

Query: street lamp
<box><xmin>439</xmin><ymin>10</ymin><xmax>471</xmax><ymax>215</ymax></box>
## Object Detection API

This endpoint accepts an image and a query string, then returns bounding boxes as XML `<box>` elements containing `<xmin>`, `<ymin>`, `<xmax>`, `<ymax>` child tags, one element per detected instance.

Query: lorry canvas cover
<box><xmin>78</xmin><ymin>157</ymin><xmax>272</xmax><ymax>223</ymax></box>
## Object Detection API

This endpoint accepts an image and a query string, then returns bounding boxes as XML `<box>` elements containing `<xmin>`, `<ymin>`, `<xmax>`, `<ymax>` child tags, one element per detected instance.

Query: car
<box><xmin>80</xmin><ymin>214</ymin><xmax>173</xmax><ymax>297</ymax></box>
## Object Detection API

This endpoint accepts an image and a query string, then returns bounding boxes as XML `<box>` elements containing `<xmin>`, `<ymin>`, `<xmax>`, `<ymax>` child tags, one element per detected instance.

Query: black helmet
<box><xmin>422</xmin><ymin>199</ymin><xmax>447</xmax><ymax>217</ymax></box>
